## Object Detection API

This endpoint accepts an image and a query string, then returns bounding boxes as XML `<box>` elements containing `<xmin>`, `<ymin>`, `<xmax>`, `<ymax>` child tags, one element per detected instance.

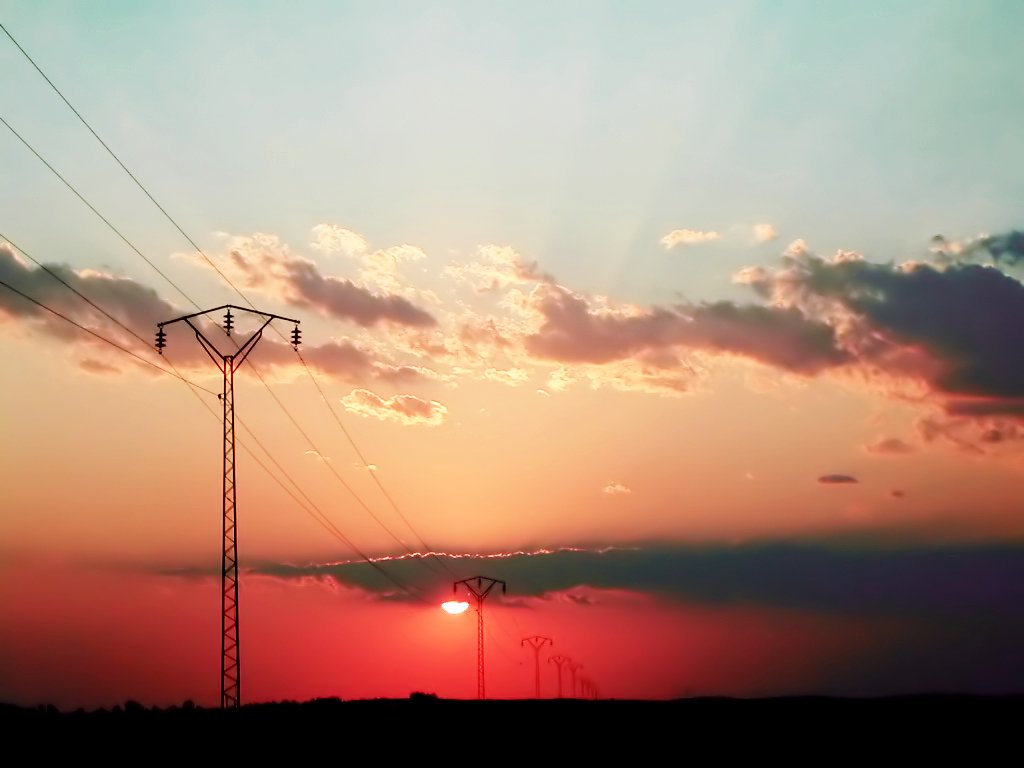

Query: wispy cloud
<box><xmin>916</xmin><ymin>414</ymin><xmax>1024</xmax><ymax>456</ymax></box>
<box><xmin>190</xmin><ymin>233</ymin><xmax>435</xmax><ymax>328</ymax></box>
<box><xmin>864</xmin><ymin>437</ymin><xmax>916</xmax><ymax>456</ymax></box>
<box><xmin>78</xmin><ymin>357</ymin><xmax>121</xmax><ymax>375</ymax></box>
<box><xmin>309</xmin><ymin>223</ymin><xmax>368</xmax><ymax>256</ymax></box>
<box><xmin>753</xmin><ymin>223</ymin><xmax>778</xmax><ymax>243</ymax></box>
<box><xmin>602</xmin><ymin>481</ymin><xmax>632</xmax><ymax>495</ymax></box>
<box><xmin>340</xmin><ymin>388</ymin><xmax>448</xmax><ymax>426</ymax></box>
<box><xmin>660</xmin><ymin>229</ymin><xmax>721</xmax><ymax>249</ymax></box>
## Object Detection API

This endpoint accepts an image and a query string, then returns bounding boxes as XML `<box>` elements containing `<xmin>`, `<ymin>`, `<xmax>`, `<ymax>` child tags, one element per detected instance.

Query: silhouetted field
<box><xmin>4</xmin><ymin>693</ymin><xmax>1022</xmax><ymax>743</ymax></box>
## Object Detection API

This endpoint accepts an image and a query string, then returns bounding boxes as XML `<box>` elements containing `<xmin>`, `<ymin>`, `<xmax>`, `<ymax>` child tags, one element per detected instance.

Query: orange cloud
<box><xmin>523</xmin><ymin>283</ymin><xmax>847</xmax><ymax>375</ymax></box>
<box><xmin>192</xmin><ymin>233</ymin><xmax>435</xmax><ymax>328</ymax></box>
<box><xmin>864</xmin><ymin>437</ymin><xmax>916</xmax><ymax>455</ymax></box>
<box><xmin>340</xmin><ymin>388</ymin><xmax>448</xmax><ymax>426</ymax></box>
<box><xmin>602</xmin><ymin>481</ymin><xmax>632</xmax><ymax>495</ymax></box>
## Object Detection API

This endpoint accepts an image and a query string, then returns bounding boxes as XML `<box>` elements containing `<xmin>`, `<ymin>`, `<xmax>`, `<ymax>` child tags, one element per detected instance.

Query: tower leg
<box><xmin>222</xmin><ymin>359</ymin><xmax>240</xmax><ymax>708</ymax></box>
<box><xmin>477</xmin><ymin>599</ymin><xmax>485</xmax><ymax>699</ymax></box>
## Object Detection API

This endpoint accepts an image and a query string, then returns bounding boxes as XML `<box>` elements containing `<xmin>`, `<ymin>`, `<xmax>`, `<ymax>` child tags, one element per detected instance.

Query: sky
<box><xmin>3</xmin><ymin>1</ymin><xmax>1024</xmax><ymax>708</ymax></box>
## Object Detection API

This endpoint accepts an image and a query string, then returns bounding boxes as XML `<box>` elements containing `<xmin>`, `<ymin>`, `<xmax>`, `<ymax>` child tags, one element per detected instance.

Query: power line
<box><xmin>1</xmin><ymin>108</ymin><xmax>445</xmax><ymax>573</ymax></box>
<box><xmin>0</xmin><ymin>229</ymin><xmax>426</xmax><ymax>597</ymax></box>
<box><xmin>293</xmin><ymin>349</ymin><xmax>456</xmax><ymax>575</ymax></box>
<box><xmin>0</xmin><ymin>237</ymin><xmax>363</xmax><ymax>568</ymax></box>
<box><xmin>243</xmin><ymin>357</ymin><xmax>448</xmax><ymax>570</ymax></box>
<box><xmin>0</xmin><ymin>270</ymin><xmax>425</xmax><ymax>602</ymax></box>
<box><xmin>0</xmin><ymin>21</ymin><xmax>245</xmax><ymax>303</ymax></box>
<box><xmin>1</xmin><ymin>103</ymin><xmax>450</xmax><ymax>578</ymax></box>
<box><xmin>0</xmin><ymin>114</ymin><xmax>199</xmax><ymax>311</ymax></box>
<box><xmin>0</xmin><ymin>273</ymin><xmax>199</xmax><ymax>386</ymax></box>
<box><xmin>2</xmin><ymin>22</ymin><xmax>455</xmax><ymax>580</ymax></box>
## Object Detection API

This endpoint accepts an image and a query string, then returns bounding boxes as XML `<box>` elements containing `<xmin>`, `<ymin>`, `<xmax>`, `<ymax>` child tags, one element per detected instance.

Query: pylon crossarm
<box><xmin>157</xmin><ymin>303</ymin><xmax>300</xmax><ymax>328</ymax></box>
<box><xmin>454</xmin><ymin>576</ymin><xmax>506</xmax><ymax>601</ymax></box>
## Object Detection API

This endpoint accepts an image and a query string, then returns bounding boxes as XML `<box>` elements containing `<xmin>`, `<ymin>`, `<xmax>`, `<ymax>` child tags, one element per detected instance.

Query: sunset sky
<box><xmin>3</xmin><ymin>1</ymin><xmax>1024</xmax><ymax>709</ymax></box>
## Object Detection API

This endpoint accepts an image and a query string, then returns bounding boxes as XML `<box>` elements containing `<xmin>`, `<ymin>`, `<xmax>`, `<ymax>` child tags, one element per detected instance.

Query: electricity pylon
<box><xmin>579</xmin><ymin>676</ymin><xmax>599</xmax><ymax>699</ymax></box>
<box><xmin>453</xmin><ymin>576</ymin><xmax>506</xmax><ymax>699</ymax></box>
<box><xmin>548</xmin><ymin>654</ymin><xmax>571</xmax><ymax>698</ymax></box>
<box><xmin>566</xmin><ymin>660</ymin><xmax>583</xmax><ymax>697</ymax></box>
<box><xmin>521</xmin><ymin>635</ymin><xmax>553</xmax><ymax>698</ymax></box>
<box><xmin>156</xmin><ymin>304</ymin><xmax>301</xmax><ymax>709</ymax></box>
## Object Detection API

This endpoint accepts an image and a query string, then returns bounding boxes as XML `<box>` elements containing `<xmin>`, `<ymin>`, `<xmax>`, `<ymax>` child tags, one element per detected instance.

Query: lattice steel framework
<box><xmin>157</xmin><ymin>305</ymin><xmax>300</xmax><ymax>708</ymax></box>
<box><xmin>566</xmin><ymin>659</ymin><xmax>583</xmax><ymax>698</ymax></box>
<box><xmin>521</xmin><ymin>635</ymin><xmax>553</xmax><ymax>698</ymax></box>
<box><xmin>548</xmin><ymin>654</ymin><xmax>571</xmax><ymax>698</ymax></box>
<box><xmin>453</xmin><ymin>576</ymin><xmax>506</xmax><ymax>699</ymax></box>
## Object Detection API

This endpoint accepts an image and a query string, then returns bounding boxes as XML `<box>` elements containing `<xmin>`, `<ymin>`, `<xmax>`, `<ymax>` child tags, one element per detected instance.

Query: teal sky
<box><xmin>4</xmin><ymin>1</ymin><xmax>1023</xmax><ymax>307</ymax></box>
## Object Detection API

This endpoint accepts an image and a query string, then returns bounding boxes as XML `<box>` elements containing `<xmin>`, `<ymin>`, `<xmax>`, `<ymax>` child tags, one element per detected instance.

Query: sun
<box><xmin>441</xmin><ymin>600</ymin><xmax>470</xmax><ymax>615</ymax></box>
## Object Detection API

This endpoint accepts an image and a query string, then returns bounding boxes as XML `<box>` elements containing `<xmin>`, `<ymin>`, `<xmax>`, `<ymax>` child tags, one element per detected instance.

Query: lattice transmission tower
<box><xmin>157</xmin><ymin>305</ymin><xmax>301</xmax><ymax>708</ymax></box>
<box><xmin>453</xmin><ymin>576</ymin><xmax>507</xmax><ymax>699</ymax></box>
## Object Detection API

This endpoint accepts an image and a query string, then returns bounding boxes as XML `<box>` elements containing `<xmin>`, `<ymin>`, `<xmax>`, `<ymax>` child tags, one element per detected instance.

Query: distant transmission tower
<box><xmin>566</xmin><ymin>659</ymin><xmax>583</xmax><ymax>697</ymax></box>
<box><xmin>548</xmin><ymin>654</ymin><xmax>571</xmax><ymax>698</ymax></box>
<box><xmin>578</xmin><ymin>676</ymin><xmax>598</xmax><ymax>699</ymax></box>
<box><xmin>453</xmin><ymin>576</ymin><xmax>506</xmax><ymax>699</ymax></box>
<box><xmin>521</xmin><ymin>635</ymin><xmax>553</xmax><ymax>698</ymax></box>
<box><xmin>156</xmin><ymin>304</ymin><xmax>301</xmax><ymax>709</ymax></box>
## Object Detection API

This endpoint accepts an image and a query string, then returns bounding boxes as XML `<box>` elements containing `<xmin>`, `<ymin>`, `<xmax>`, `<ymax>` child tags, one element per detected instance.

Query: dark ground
<box><xmin>3</xmin><ymin>694</ymin><xmax>1022</xmax><ymax>754</ymax></box>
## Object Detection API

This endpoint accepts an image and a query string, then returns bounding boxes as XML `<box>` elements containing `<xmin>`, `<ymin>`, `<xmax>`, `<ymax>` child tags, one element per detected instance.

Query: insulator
<box><xmin>155</xmin><ymin>328</ymin><xmax>167</xmax><ymax>354</ymax></box>
<box><xmin>291</xmin><ymin>325</ymin><xmax>302</xmax><ymax>347</ymax></box>
<box><xmin>223</xmin><ymin>308</ymin><xmax>234</xmax><ymax>335</ymax></box>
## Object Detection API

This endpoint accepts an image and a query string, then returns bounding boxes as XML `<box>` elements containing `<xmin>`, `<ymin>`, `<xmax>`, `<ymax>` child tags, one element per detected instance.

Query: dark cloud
<box><xmin>523</xmin><ymin>284</ymin><xmax>848</xmax><ymax>374</ymax></box>
<box><xmin>250</xmin><ymin>543</ymin><xmax>1024</xmax><ymax>622</ymax></box>
<box><xmin>970</xmin><ymin>230</ymin><xmax>1024</xmax><ymax>265</ymax></box>
<box><xmin>841</xmin><ymin>264</ymin><xmax>1024</xmax><ymax>400</ymax></box>
<box><xmin>221</xmin><ymin>242</ymin><xmax>435</xmax><ymax>328</ymax></box>
<box><xmin>248</xmin><ymin>337</ymin><xmax>377</xmax><ymax>382</ymax></box>
<box><xmin>284</xmin><ymin>258</ymin><xmax>435</xmax><ymax>327</ymax></box>
<box><xmin>762</xmin><ymin>247</ymin><xmax>1024</xmax><ymax>413</ymax></box>
<box><xmin>1</xmin><ymin>243</ymin><xmax>176</xmax><ymax>333</ymax></box>
<box><xmin>943</xmin><ymin>399</ymin><xmax>1024</xmax><ymax>417</ymax></box>
<box><xmin>523</xmin><ymin>285</ymin><xmax>682</xmax><ymax>364</ymax></box>
<box><xmin>818</xmin><ymin>474</ymin><xmax>858</xmax><ymax>484</ymax></box>
<box><xmin>208</xmin><ymin>543</ymin><xmax>1024</xmax><ymax>695</ymax></box>
<box><xmin>0</xmin><ymin>244</ymin><xmax>420</xmax><ymax>382</ymax></box>
<box><xmin>684</xmin><ymin>302</ymin><xmax>849</xmax><ymax>373</ymax></box>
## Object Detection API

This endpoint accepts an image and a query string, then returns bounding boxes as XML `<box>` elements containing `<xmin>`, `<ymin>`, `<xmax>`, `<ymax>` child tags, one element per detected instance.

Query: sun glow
<box><xmin>441</xmin><ymin>600</ymin><xmax>470</xmax><ymax>615</ymax></box>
